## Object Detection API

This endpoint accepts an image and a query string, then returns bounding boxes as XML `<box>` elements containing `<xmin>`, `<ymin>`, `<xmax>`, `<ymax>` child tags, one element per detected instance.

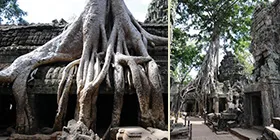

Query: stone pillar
<box><xmin>270</xmin><ymin>80</ymin><xmax>280</xmax><ymax>117</ymax></box>
<box><xmin>213</xmin><ymin>97</ymin><xmax>219</xmax><ymax>113</ymax></box>
<box><xmin>198</xmin><ymin>103</ymin><xmax>202</xmax><ymax>116</ymax></box>
<box><xmin>261</xmin><ymin>89</ymin><xmax>272</xmax><ymax>126</ymax></box>
<box><xmin>235</xmin><ymin>98</ymin><xmax>239</xmax><ymax>108</ymax></box>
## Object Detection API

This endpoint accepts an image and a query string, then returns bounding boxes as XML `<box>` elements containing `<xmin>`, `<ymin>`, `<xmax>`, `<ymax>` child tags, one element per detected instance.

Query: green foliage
<box><xmin>235</xmin><ymin>48</ymin><xmax>254</xmax><ymax>78</ymax></box>
<box><xmin>177</xmin><ymin>0</ymin><xmax>265</xmax><ymax>47</ymax></box>
<box><xmin>0</xmin><ymin>0</ymin><xmax>27</xmax><ymax>24</ymax></box>
<box><xmin>171</xmin><ymin>27</ymin><xmax>204</xmax><ymax>84</ymax></box>
<box><xmin>174</xmin><ymin>0</ymin><xmax>268</xmax><ymax>79</ymax></box>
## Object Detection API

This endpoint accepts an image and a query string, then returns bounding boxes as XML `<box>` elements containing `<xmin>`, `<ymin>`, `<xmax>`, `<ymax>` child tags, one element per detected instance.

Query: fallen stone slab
<box><xmin>170</xmin><ymin>127</ymin><xmax>189</xmax><ymax>140</ymax></box>
<box><xmin>147</xmin><ymin>127</ymin><xmax>168</xmax><ymax>140</ymax></box>
<box><xmin>115</xmin><ymin>126</ymin><xmax>167</xmax><ymax>140</ymax></box>
<box><xmin>170</xmin><ymin>127</ymin><xmax>188</xmax><ymax>136</ymax></box>
<box><xmin>9</xmin><ymin>131</ymin><xmax>61</xmax><ymax>140</ymax></box>
<box><xmin>272</xmin><ymin>117</ymin><xmax>280</xmax><ymax>130</ymax></box>
<box><xmin>230</xmin><ymin>128</ymin><xmax>262</xmax><ymax>140</ymax></box>
<box><xmin>58</xmin><ymin>119</ymin><xmax>100</xmax><ymax>140</ymax></box>
<box><xmin>171</xmin><ymin>123</ymin><xmax>184</xmax><ymax>129</ymax></box>
<box><xmin>264</xmin><ymin>126</ymin><xmax>280</xmax><ymax>140</ymax></box>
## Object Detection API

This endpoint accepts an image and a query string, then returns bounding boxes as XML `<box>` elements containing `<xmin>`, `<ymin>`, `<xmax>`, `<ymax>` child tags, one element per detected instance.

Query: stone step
<box><xmin>272</xmin><ymin>117</ymin><xmax>280</xmax><ymax>130</ymax></box>
<box><xmin>252</xmin><ymin>126</ymin><xmax>265</xmax><ymax>132</ymax></box>
<box><xmin>230</xmin><ymin>128</ymin><xmax>250</xmax><ymax>140</ymax></box>
<box><xmin>230</xmin><ymin>128</ymin><xmax>262</xmax><ymax>140</ymax></box>
<box><xmin>262</xmin><ymin>133</ymin><xmax>273</xmax><ymax>140</ymax></box>
<box><xmin>264</xmin><ymin>126</ymin><xmax>280</xmax><ymax>140</ymax></box>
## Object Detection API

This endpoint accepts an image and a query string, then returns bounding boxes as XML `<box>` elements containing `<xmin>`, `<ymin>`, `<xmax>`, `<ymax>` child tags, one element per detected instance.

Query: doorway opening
<box><xmin>251</xmin><ymin>93</ymin><xmax>263</xmax><ymax>126</ymax></box>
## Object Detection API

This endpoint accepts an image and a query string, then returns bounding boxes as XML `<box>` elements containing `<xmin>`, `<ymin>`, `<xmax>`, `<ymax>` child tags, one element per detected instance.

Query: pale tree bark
<box><xmin>0</xmin><ymin>0</ymin><xmax>167</xmax><ymax>135</ymax></box>
<box><xmin>182</xmin><ymin>24</ymin><xmax>220</xmax><ymax>115</ymax></box>
<box><xmin>172</xmin><ymin>68</ymin><xmax>194</xmax><ymax>122</ymax></box>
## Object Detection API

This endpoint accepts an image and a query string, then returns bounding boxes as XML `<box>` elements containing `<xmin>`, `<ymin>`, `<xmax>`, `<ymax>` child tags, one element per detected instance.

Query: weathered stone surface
<box><xmin>250</xmin><ymin>2</ymin><xmax>280</xmax><ymax>81</ymax></box>
<box><xmin>59</xmin><ymin>119</ymin><xmax>100</xmax><ymax>140</ymax></box>
<box><xmin>146</xmin><ymin>127</ymin><xmax>168</xmax><ymax>140</ymax></box>
<box><xmin>0</xmin><ymin>23</ymin><xmax>168</xmax><ymax>95</ymax></box>
<box><xmin>206</xmin><ymin>111</ymin><xmax>239</xmax><ymax>132</ymax></box>
<box><xmin>115</xmin><ymin>126</ymin><xmax>168</xmax><ymax>140</ymax></box>
<box><xmin>272</xmin><ymin>117</ymin><xmax>280</xmax><ymax>130</ymax></box>
<box><xmin>9</xmin><ymin>131</ymin><xmax>61</xmax><ymax>140</ymax></box>
<box><xmin>244</xmin><ymin>1</ymin><xmax>280</xmax><ymax>128</ymax></box>
<box><xmin>0</xmin><ymin>24</ymin><xmax>64</xmax><ymax>47</ymax></box>
<box><xmin>170</xmin><ymin>124</ymin><xmax>190</xmax><ymax>139</ymax></box>
<box><xmin>264</xmin><ymin>126</ymin><xmax>280</xmax><ymax>140</ymax></box>
<box><xmin>218</xmin><ymin>51</ymin><xmax>245</xmax><ymax>85</ymax></box>
<box><xmin>145</xmin><ymin>0</ymin><xmax>168</xmax><ymax>24</ymax></box>
<box><xmin>0</xmin><ymin>23</ymin><xmax>166</xmax><ymax>49</ymax></box>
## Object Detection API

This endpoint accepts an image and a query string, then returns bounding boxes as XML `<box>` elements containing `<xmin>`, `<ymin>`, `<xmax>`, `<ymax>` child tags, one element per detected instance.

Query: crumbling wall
<box><xmin>217</xmin><ymin>52</ymin><xmax>245</xmax><ymax>110</ymax></box>
<box><xmin>218</xmin><ymin>51</ymin><xmax>246</xmax><ymax>85</ymax></box>
<box><xmin>144</xmin><ymin>0</ymin><xmax>168</xmax><ymax>24</ymax></box>
<box><xmin>244</xmin><ymin>1</ymin><xmax>280</xmax><ymax>127</ymax></box>
<box><xmin>250</xmin><ymin>2</ymin><xmax>280</xmax><ymax>81</ymax></box>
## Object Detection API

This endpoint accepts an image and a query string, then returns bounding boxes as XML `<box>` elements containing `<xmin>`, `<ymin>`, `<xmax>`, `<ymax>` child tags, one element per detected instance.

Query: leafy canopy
<box><xmin>173</xmin><ymin>0</ymin><xmax>268</xmax><ymax>80</ymax></box>
<box><xmin>0</xmin><ymin>0</ymin><xmax>27</xmax><ymax>24</ymax></box>
<box><xmin>171</xmin><ymin>27</ymin><xmax>204</xmax><ymax>84</ymax></box>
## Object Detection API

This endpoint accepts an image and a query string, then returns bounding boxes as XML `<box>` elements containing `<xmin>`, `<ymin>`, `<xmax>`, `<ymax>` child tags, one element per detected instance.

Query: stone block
<box><xmin>115</xmin><ymin>127</ymin><xmax>163</xmax><ymax>140</ymax></box>
<box><xmin>171</xmin><ymin>123</ymin><xmax>184</xmax><ymax>129</ymax></box>
<box><xmin>272</xmin><ymin>117</ymin><xmax>280</xmax><ymax>130</ymax></box>
<box><xmin>264</xmin><ymin>126</ymin><xmax>280</xmax><ymax>140</ymax></box>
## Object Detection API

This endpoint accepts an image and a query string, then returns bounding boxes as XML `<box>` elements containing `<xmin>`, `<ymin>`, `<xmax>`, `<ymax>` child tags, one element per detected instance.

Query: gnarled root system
<box><xmin>0</xmin><ymin>0</ymin><xmax>167</xmax><ymax>135</ymax></box>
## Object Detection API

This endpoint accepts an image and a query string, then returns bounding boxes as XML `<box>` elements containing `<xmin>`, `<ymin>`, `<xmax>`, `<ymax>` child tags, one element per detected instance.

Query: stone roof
<box><xmin>0</xmin><ymin>24</ymin><xmax>63</xmax><ymax>47</ymax></box>
<box><xmin>0</xmin><ymin>23</ymin><xmax>167</xmax><ymax>48</ymax></box>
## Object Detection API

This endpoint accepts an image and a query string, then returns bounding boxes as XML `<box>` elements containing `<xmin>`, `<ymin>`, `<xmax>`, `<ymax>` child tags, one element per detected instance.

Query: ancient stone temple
<box><xmin>244</xmin><ymin>1</ymin><xmax>280</xmax><ymax>128</ymax></box>
<box><xmin>172</xmin><ymin>52</ymin><xmax>246</xmax><ymax>116</ymax></box>
<box><xmin>0</xmin><ymin>18</ymin><xmax>167</xmax><ymax>140</ymax></box>
<box><xmin>145</xmin><ymin>0</ymin><xmax>168</xmax><ymax>24</ymax></box>
<box><xmin>214</xmin><ymin>51</ymin><xmax>245</xmax><ymax>113</ymax></box>
<box><xmin>218</xmin><ymin>52</ymin><xmax>246</xmax><ymax>86</ymax></box>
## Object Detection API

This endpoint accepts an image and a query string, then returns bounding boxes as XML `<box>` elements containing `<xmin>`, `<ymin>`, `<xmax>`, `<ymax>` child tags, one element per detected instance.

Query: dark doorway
<box><xmin>120</xmin><ymin>94</ymin><xmax>139</xmax><ymax>126</ymax></box>
<box><xmin>35</xmin><ymin>94</ymin><xmax>76</xmax><ymax>129</ymax></box>
<box><xmin>185</xmin><ymin>101</ymin><xmax>194</xmax><ymax>113</ymax></box>
<box><xmin>0</xmin><ymin>95</ymin><xmax>16</xmax><ymax>131</ymax></box>
<box><xmin>96</xmin><ymin>94</ymin><xmax>140</xmax><ymax>136</ymax></box>
<box><xmin>35</xmin><ymin>94</ymin><xmax>57</xmax><ymax>128</ymax></box>
<box><xmin>251</xmin><ymin>93</ymin><xmax>263</xmax><ymax>126</ymax></box>
<box><xmin>1</xmin><ymin>92</ymin><xmax>167</xmax><ymax>136</ymax></box>
<box><xmin>163</xmin><ymin>94</ymin><xmax>168</xmax><ymax>124</ymax></box>
<box><xmin>96</xmin><ymin>94</ymin><xmax>114</xmax><ymax>136</ymax></box>
<box><xmin>219</xmin><ymin>98</ymin><xmax>227</xmax><ymax>112</ymax></box>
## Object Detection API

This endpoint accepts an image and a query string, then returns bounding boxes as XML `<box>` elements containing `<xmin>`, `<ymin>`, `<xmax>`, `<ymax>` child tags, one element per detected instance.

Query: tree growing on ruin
<box><xmin>171</xmin><ymin>28</ymin><xmax>203</xmax><ymax>121</ymax></box>
<box><xmin>173</xmin><ymin>0</ymin><xmax>265</xmax><ymax>113</ymax></box>
<box><xmin>0</xmin><ymin>0</ymin><xmax>167</xmax><ymax>135</ymax></box>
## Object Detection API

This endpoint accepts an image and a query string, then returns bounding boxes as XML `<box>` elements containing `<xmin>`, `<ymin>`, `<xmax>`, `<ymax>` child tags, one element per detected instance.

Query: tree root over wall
<box><xmin>0</xmin><ymin>0</ymin><xmax>167</xmax><ymax>135</ymax></box>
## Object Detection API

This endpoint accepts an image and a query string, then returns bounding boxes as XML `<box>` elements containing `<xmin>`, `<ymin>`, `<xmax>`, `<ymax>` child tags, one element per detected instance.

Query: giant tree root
<box><xmin>0</xmin><ymin>0</ymin><xmax>167</xmax><ymax>135</ymax></box>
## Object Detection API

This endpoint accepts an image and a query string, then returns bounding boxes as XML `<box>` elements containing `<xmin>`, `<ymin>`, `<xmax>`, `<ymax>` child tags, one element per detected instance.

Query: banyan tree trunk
<box><xmin>0</xmin><ymin>0</ymin><xmax>167</xmax><ymax>134</ymax></box>
<box><xmin>185</xmin><ymin>24</ymin><xmax>220</xmax><ymax>114</ymax></box>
